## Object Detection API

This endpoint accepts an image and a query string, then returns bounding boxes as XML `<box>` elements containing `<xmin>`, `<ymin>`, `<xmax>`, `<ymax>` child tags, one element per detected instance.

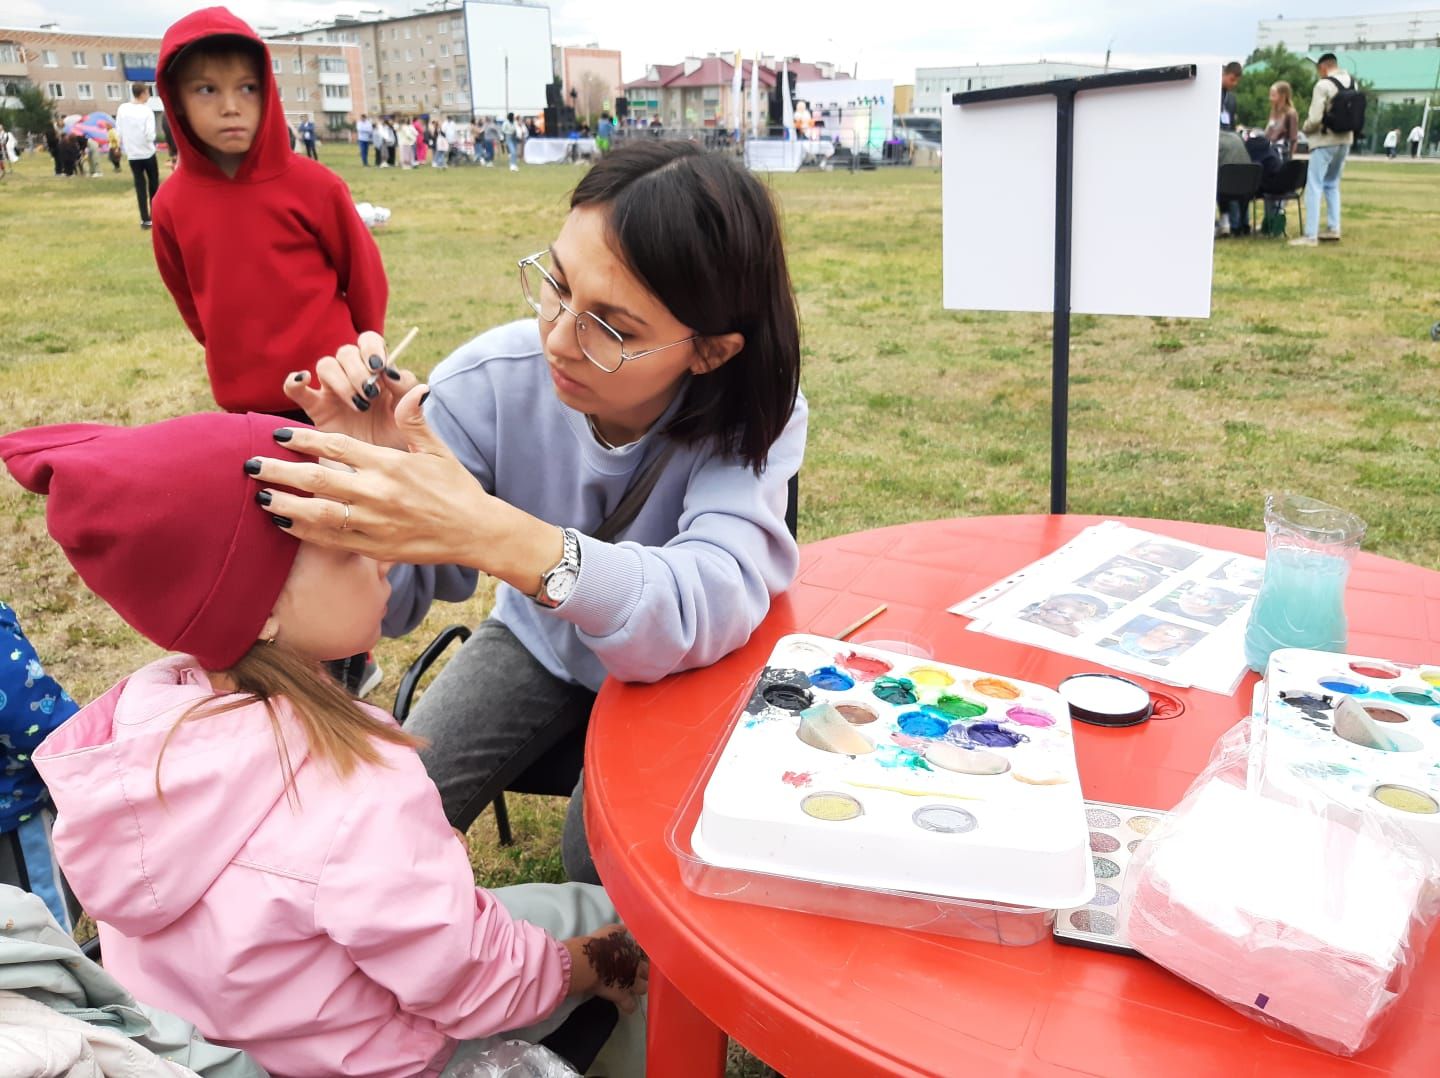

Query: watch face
<box><xmin>546</xmin><ymin>567</ymin><xmax>578</xmax><ymax>604</ymax></box>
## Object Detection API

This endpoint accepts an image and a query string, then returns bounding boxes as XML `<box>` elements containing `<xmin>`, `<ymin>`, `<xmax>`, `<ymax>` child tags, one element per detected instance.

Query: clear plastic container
<box><xmin>667</xmin><ymin>721</ymin><xmax>1056</xmax><ymax>947</ymax></box>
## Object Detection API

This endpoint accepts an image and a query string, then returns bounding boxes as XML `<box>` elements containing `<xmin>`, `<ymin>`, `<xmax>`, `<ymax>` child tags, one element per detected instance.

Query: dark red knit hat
<box><xmin>0</xmin><ymin>412</ymin><xmax>306</xmax><ymax>671</ymax></box>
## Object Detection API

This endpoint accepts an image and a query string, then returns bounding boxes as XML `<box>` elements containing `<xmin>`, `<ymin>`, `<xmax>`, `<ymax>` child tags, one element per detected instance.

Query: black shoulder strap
<box><xmin>591</xmin><ymin>441</ymin><xmax>679</xmax><ymax>544</ymax></box>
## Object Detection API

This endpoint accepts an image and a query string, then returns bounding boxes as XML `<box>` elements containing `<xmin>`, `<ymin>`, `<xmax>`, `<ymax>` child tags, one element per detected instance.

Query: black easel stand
<box><xmin>955</xmin><ymin>65</ymin><xmax>1196</xmax><ymax>514</ymax></box>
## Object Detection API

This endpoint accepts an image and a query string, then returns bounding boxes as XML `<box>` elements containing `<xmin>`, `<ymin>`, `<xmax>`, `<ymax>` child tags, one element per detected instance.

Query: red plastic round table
<box><xmin>584</xmin><ymin>515</ymin><xmax>1440</xmax><ymax>1077</ymax></box>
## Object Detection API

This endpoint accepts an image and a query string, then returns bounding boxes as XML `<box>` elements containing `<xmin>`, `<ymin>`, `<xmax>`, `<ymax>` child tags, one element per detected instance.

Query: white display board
<box><xmin>942</xmin><ymin>64</ymin><xmax>1218</xmax><ymax>318</ymax></box>
<box><xmin>463</xmin><ymin>0</ymin><xmax>553</xmax><ymax>117</ymax></box>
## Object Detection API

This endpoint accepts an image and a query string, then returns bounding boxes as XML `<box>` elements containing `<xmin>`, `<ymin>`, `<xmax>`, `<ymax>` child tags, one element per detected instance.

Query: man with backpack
<box><xmin>1292</xmin><ymin>52</ymin><xmax>1363</xmax><ymax>247</ymax></box>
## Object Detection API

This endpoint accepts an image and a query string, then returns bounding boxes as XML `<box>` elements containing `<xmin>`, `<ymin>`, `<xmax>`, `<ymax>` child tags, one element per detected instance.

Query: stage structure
<box><xmin>463</xmin><ymin>0</ymin><xmax>553</xmax><ymax>117</ymax></box>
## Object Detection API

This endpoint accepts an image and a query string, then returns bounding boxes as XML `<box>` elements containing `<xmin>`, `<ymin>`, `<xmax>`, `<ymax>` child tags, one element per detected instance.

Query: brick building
<box><xmin>0</xmin><ymin>25</ymin><xmax>362</xmax><ymax>134</ymax></box>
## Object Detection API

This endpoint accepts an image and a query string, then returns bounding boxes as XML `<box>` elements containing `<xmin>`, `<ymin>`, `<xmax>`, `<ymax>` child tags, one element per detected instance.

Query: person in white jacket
<box><xmin>114</xmin><ymin>82</ymin><xmax>160</xmax><ymax>229</ymax></box>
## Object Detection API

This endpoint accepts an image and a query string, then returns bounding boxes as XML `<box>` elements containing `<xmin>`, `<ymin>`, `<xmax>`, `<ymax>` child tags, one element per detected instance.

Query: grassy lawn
<box><xmin>3</xmin><ymin>150</ymin><xmax>1439</xmax><ymax>1076</ymax></box>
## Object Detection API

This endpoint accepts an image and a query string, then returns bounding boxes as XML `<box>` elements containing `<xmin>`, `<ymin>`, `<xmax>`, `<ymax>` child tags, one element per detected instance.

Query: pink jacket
<box><xmin>33</xmin><ymin>656</ymin><xmax>572</xmax><ymax>1078</ymax></box>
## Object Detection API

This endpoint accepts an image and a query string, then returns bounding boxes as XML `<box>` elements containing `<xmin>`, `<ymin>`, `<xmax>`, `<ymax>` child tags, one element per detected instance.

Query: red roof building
<box><xmin>623</xmin><ymin>54</ymin><xmax>844</xmax><ymax>128</ymax></box>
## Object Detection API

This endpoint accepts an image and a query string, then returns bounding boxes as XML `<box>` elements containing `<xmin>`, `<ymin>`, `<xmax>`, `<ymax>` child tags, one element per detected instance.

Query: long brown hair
<box><xmin>1270</xmin><ymin>81</ymin><xmax>1294</xmax><ymax>117</ymax></box>
<box><xmin>156</xmin><ymin>640</ymin><xmax>422</xmax><ymax>802</ymax></box>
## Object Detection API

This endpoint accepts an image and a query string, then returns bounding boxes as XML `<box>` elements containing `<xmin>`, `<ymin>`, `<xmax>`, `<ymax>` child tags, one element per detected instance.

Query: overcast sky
<box><xmin>4</xmin><ymin>0</ymin><xmax>1429</xmax><ymax>81</ymax></box>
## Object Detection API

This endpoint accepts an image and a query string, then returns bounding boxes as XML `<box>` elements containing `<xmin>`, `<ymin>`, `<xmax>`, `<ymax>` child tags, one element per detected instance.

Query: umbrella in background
<box><xmin>66</xmin><ymin>111</ymin><xmax>114</xmax><ymax>140</ymax></box>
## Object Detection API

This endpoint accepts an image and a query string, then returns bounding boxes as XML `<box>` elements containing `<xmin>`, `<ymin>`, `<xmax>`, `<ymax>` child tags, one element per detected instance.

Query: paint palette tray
<box><xmin>1257</xmin><ymin>648</ymin><xmax>1440</xmax><ymax>861</ymax></box>
<box><xmin>1053</xmin><ymin>800</ymin><xmax>1168</xmax><ymax>955</ymax></box>
<box><xmin>686</xmin><ymin>634</ymin><xmax>1095</xmax><ymax>911</ymax></box>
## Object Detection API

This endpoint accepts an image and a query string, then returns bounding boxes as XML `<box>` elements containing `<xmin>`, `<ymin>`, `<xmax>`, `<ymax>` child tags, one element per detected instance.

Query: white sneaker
<box><xmin>1289</xmin><ymin>235</ymin><xmax>1318</xmax><ymax>247</ymax></box>
<box><xmin>509</xmin><ymin>163</ymin><xmax>519</xmax><ymax>172</ymax></box>
<box><xmin>356</xmin><ymin>658</ymin><xmax>383</xmax><ymax>700</ymax></box>
<box><xmin>1318</xmin><ymin>230</ymin><xmax>1341</xmax><ymax>242</ymax></box>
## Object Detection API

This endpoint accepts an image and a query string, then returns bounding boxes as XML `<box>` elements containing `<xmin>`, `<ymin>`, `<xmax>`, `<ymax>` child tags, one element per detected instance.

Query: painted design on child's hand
<box><xmin>583</xmin><ymin>930</ymin><xmax>646</xmax><ymax>990</ymax></box>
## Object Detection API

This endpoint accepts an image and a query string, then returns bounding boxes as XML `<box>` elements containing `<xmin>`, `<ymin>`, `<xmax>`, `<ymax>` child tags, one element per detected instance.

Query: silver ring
<box><xmin>340</xmin><ymin>502</ymin><xmax>352</xmax><ymax>531</ymax></box>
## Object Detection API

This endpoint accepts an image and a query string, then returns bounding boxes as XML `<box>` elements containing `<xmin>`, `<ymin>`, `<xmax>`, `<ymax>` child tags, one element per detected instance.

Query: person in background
<box><xmin>107</xmin><ymin>125</ymin><xmax>122</xmax><ymax>171</ymax></box>
<box><xmin>1293</xmin><ymin>52</ymin><xmax>1357</xmax><ymax>247</ymax></box>
<box><xmin>412</xmin><ymin>116</ymin><xmax>427</xmax><ymax>165</ymax></box>
<box><xmin>1216</xmin><ymin>128</ymin><xmax>1251</xmax><ymax>237</ymax></box>
<box><xmin>380</xmin><ymin>115</ymin><xmax>396</xmax><ymax>166</ymax></box>
<box><xmin>85</xmin><ymin>134</ymin><xmax>101</xmax><ymax>177</ymax></box>
<box><xmin>43</xmin><ymin>122</ymin><xmax>61</xmax><ymax>175</ymax></box>
<box><xmin>0</xmin><ymin>602</ymin><xmax>80</xmax><ymax>933</ymax></box>
<box><xmin>298</xmin><ymin>113</ymin><xmax>318</xmax><ymax>160</ymax></box>
<box><xmin>1264</xmin><ymin>80</ymin><xmax>1299</xmax><ymax>160</ymax></box>
<box><xmin>1409</xmin><ymin>122</ymin><xmax>1424</xmax><ymax>158</ymax></box>
<box><xmin>397</xmin><ymin>114</ymin><xmax>416</xmax><ymax>168</ymax></box>
<box><xmin>356</xmin><ymin>112</ymin><xmax>373</xmax><ymax>167</ymax></box>
<box><xmin>433</xmin><ymin>120</ymin><xmax>449</xmax><ymax>169</ymax></box>
<box><xmin>441</xmin><ymin>116</ymin><xmax>458</xmax><ymax>164</ymax></box>
<box><xmin>1383</xmin><ymin>127</ymin><xmax>1400</xmax><ymax>159</ymax></box>
<box><xmin>595</xmin><ymin>110</ymin><xmax>613</xmax><ymax>155</ymax></box>
<box><xmin>503</xmin><ymin>111</ymin><xmax>521</xmax><ymax>171</ymax></box>
<box><xmin>1220</xmin><ymin>61</ymin><xmax>1242</xmax><ymax>131</ymax></box>
<box><xmin>481</xmin><ymin>115</ymin><xmax>501</xmax><ymax>165</ymax></box>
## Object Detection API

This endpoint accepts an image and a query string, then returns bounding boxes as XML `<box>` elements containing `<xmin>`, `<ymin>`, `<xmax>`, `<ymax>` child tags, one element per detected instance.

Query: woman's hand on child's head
<box><xmin>564</xmin><ymin>925</ymin><xmax>649</xmax><ymax>1013</ymax></box>
<box><xmin>246</xmin><ymin>387</ymin><xmax>507</xmax><ymax>568</ymax></box>
<box><xmin>283</xmin><ymin>330</ymin><xmax>418</xmax><ymax>452</ymax></box>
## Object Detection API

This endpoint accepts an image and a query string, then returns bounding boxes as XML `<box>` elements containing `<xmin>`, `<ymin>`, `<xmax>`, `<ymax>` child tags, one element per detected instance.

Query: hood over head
<box><xmin>156</xmin><ymin>6</ymin><xmax>293</xmax><ymax>182</ymax></box>
<box><xmin>34</xmin><ymin>657</ymin><xmax>314</xmax><ymax>935</ymax></box>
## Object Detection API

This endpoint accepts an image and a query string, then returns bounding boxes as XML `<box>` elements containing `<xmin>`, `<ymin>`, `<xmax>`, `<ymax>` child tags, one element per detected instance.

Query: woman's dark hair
<box><xmin>570</xmin><ymin>140</ymin><xmax>801</xmax><ymax>474</ymax></box>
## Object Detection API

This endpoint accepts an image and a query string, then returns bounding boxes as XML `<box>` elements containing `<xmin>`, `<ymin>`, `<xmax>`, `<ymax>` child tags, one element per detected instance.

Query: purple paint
<box><xmin>1005</xmin><ymin>706</ymin><xmax>1056</xmax><ymax>728</ymax></box>
<box><xmin>963</xmin><ymin>722</ymin><xmax>1028</xmax><ymax>748</ymax></box>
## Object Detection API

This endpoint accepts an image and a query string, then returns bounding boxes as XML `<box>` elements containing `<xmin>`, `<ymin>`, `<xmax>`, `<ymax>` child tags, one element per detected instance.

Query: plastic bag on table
<box><xmin>1117</xmin><ymin>720</ymin><xmax>1440</xmax><ymax>1056</ymax></box>
<box><xmin>440</xmin><ymin>1038</ymin><xmax>580</xmax><ymax>1078</ymax></box>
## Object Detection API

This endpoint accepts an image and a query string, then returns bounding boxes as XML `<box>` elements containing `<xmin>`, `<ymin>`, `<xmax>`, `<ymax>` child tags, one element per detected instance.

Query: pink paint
<box><xmin>840</xmin><ymin>652</ymin><xmax>893</xmax><ymax>681</ymax></box>
<box><xmin>1006</xmin><ymin>706</ymin><xmax>1057</xmax><ymax>728</ymax></box>
<box><xmin>781</xmin><ymin>770</ymin><xmax>814</xmax><ymax>788</ymax></box>
<box><xmin>890</xmin><ymin>733</ymin><xmax>928</xmax><ymax>751</ymax></box>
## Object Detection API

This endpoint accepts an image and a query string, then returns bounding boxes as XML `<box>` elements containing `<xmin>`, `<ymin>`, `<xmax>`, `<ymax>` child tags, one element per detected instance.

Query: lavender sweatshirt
<box><xmin>383</xmin><ymin>319</ymin><xmax>807</xmax><ymax>689</ymax></box>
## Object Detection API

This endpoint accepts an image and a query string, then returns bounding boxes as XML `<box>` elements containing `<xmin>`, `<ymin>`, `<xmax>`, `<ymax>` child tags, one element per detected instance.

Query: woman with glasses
<box><xmin>247</xmin><ymin>139</ymin><xmax>806</xmax><ymax>883</ymax></box>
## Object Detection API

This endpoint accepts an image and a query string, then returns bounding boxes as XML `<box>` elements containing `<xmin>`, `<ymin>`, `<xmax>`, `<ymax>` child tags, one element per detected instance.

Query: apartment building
<box><xmin>624</xmin><ymin>55</ymin><xmax>843</xmax><ymax>129</ymax></box>
<box><xmin>274</xmin><ymin>10</ymin><xmax>473</xmax><ymax>120</ymax></box>
<box><xmin>1256</xmin><ymin>9</ymin><xmax>1440</xmax><ymax>53</ymax></box>
<box><xmin>0</xmin><ymin>25</ymin><xmax>362</xmax><ymax>132</ymax></box>
<box><xmin>912</xmin><ymin>62</ymin><xmax>1111</xmax><ymax>115</ymax></box>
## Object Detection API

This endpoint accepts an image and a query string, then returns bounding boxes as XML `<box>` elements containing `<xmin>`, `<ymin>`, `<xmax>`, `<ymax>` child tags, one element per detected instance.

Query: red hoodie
<box><xmin>152</xmin><ymin>7</ymin><xmax>387</xmax><ymax>414</ymax></box>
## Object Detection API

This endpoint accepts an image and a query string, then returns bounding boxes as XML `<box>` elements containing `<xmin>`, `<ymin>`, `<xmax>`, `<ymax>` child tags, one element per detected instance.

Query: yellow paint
<box><xmin>1420</xmin><ymin>668</ymin><xmax>1440</xmax><ymax>688</ymax></box>
<box><xmin>845</xmin><ymin>780</ymin><xmax>982</xmax><ymax>801</ymax></box>
<box><xmin>1372</xmin><ymin>785</ymin><xmax>1440</xmax><ymax>815</ymax></box>
<box><xmin>907</xmin><ymin>666</ymin><xmax>955</xmax><ymax>688</ymax></box>
<box><xmin>800</xmin><ymin>792</ymin><xmax>864</xmax><ymax>821</ymax></box>
<box><xmin>973</xmin><ymin>677</ymin><xmax>1022</xmax><ymax>700</ymax></box>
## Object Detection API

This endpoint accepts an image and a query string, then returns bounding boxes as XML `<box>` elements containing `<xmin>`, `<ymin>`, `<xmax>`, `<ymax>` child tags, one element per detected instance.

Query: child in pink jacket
<box><xmin>0</xmin><ymin>412</ymin><xmax>647</xmax><ymax>1078</ymax></box>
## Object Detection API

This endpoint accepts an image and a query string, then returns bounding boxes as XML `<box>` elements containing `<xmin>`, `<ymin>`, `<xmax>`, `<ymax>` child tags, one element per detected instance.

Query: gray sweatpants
<box><xmin>441</xmin><ymin>882</ymin><xmax>646</xmax><ymax>1077</ymax></box>
<box><xmin>406</xmin><ymin>618</ymin><xmax>600</xmax><ymax>882</ymax></box>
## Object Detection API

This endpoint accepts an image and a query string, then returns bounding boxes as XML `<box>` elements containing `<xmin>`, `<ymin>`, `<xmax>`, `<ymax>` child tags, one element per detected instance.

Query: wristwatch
<box><xmin>533</xmin><ymin>527</ymin><xmax>581</xmax><ymax>608</ymax></box>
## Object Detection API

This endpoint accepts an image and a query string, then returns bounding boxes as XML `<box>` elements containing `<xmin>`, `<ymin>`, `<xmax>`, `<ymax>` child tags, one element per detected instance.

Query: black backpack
<box><xmin>1323</xmin><ymin>75</ymin><xmax>1366</xmax><ymax>135</ymax></box>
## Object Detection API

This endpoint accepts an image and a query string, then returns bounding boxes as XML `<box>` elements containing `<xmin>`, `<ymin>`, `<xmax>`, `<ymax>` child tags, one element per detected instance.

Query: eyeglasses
<box><xmin>518</xmin><ymin>251</ymin><xmax>697</xmax><ymax>374</ymax></box>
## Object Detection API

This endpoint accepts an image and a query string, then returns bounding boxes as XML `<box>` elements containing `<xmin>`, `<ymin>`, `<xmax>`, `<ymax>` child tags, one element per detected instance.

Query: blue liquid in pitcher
<box><xmin>1243</xmin><ymin>548</ymin><xmax>1351</xmax><ymax>673</ymax></box>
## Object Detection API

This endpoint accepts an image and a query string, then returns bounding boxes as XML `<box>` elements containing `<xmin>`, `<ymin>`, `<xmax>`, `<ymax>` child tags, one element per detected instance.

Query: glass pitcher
<box><xmin>1243</xmin><ymin>493</ymin><xmax>1367</xmax><ymax>673</ymax></box>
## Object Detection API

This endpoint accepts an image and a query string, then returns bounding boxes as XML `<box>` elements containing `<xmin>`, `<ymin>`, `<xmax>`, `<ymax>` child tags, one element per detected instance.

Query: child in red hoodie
<box><xmin>151</xmin><ymin>7</ymin><xmax>388</xmax><ymax>417</ymax></box>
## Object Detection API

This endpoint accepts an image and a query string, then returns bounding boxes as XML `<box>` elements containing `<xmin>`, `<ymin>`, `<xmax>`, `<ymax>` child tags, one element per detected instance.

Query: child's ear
<box><xmin>258</xmin><ymin>614</ymin><xmax>280</xmax><ymax>645</ymax></box>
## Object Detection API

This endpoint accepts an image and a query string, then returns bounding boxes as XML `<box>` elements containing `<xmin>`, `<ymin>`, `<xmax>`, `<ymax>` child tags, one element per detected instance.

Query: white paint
<box><xmin>1059</xmin><ymin>674</ymin><xmax>1150</xmax><ymax>715</ymax></box>
<box><xmin>942</xmin><ymin>63</ymin><xmax>1218</xmax><ymax>318</ymax></box>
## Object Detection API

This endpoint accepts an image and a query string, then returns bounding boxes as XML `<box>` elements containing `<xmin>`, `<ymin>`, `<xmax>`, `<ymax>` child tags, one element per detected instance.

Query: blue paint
<box><xmin>1318</xmin><ymin>678</ymin><xmax>1367</xmax><ymax>695</ymax></box>
<box><xmin>897</xmin><ymin>711</ymin><xmax>950</xmax><ymax>739</ymax></box>
<box><xmin>875</xmin><ymin>746</ymin><xmax>933</xmax><ymax>771</ymax></box>
<box><xmin>962</xmin><ymin>722</ymin><xmax>1029</xmax><ymax>749</ymax></box>
<box><xmin>809</xmin><ymin>666</ymin><xmax>856</xmax><ymax>691</ymax></box>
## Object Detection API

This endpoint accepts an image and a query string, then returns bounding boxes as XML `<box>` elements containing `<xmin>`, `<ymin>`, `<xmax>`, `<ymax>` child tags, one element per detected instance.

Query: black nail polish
<box><xmin>291</xmin><ymin>372</ymin><xmax>306</xmax><ymax>383</ymax></box>
<box><xmin>385</xmin><ymin>367</ymin><xmax>402</xmax><ymax>381</ymax></box>
<box><xmin>420</xmin><ymin>391</ymin><xmax>430</xmax><ymax>407</ymax></box>
<box><xmin>243</xmin><ymin>458</ymin><xmax>261</xmax><ymax>475</ymax></box>
<box><xmin>351</xmin><ymin>393</ymin><xmax>370</xmax><ymax>412</ymax></box>
<box><xmin>271</xmin><ymin>514</ymin><xmax>293</xmax><ymax>529</ymax></box>
<box><xmin>255</xmin><ymin>490</ymin><xmax>273</xmax><ymax>507</ymax></box>
<box><xmin>363</xmin><ymin>381</ymin><xmax>380</xmax><ymax>399</ymax></box>
<box><xmin>272</xmin><ymin>428</ymin><xmax>293</xmax><ymax>442</ymax></box>
<box><xmin>368</xmin><ymin>354</ymin><xmax>384</xmax><ymax>371</ymax></box>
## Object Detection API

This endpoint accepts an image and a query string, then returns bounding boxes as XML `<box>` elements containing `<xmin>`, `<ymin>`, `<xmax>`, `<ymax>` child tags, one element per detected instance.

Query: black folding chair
<box><xmin>1251</xmin><ymin>157</ymin><xmax>1308</xmax><ymax>236</ymax></box>
<box><xmin>1217</xmin><ymin>162</ymin><xmax>1262</xmax><ymax>235</ymax></box>
<box><xmin>394</xmin><ymin>472</ymin><xmax>802</xmax><ymax>846</ymax></box>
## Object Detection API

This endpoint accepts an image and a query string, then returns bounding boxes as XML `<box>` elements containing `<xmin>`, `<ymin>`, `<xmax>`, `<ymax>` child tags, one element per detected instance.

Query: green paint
<box><xmin>934</xmin><ymin>694</ymin><xmax>988</xmax><ymax>720</ymax></box>
<box><xmin>872</xmin><ymin>676</ymin><xmax>917</xmax><ymax>705</ymax></box>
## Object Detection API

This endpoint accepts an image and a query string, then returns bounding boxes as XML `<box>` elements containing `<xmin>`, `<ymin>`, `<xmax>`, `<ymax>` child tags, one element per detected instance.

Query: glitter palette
<box><xmin>691</xmin><ymin>634</ymin><xmax>1095</xmax><ymax>908</ymax></box>
<box><xmin>1257</xmin><ymin>648</ymin><xmax>1440</xmax><ymax>862</ymax></box>
<box><xmin>1053</xmin><ymin>800</ymin><xmax>1168</xmax><ymax>955</ymax></box>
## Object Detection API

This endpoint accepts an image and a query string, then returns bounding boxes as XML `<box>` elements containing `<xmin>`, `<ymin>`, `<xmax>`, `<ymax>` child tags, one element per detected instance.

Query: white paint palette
<box><xmin>1258</xmin><ymin>648</ymin><xmax>1440</xmax><ymax>862</ymax></box>
<box><xmin>691</xmin><ymin>634</ymin><xmax>1095</xmax><ymax>908</ymax></box>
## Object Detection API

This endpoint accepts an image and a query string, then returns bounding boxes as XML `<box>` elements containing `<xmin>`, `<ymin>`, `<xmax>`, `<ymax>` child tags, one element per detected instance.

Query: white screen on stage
<box><xmin>463</xmin><ymin>0</ymin><xmax>553</xmax><ymax>117</ymax></box>
<box><xmin>942</xmin><ymin>63</ymin><xmax>1218</xmax><ymax>319</ymax></box>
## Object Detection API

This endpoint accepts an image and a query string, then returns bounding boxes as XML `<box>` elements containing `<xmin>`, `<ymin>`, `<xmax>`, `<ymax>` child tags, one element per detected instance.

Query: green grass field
<box><xmin>3</xmin><ymin>149</ymin><xmax>1439</xmax><ymax>1076</ymax></box>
